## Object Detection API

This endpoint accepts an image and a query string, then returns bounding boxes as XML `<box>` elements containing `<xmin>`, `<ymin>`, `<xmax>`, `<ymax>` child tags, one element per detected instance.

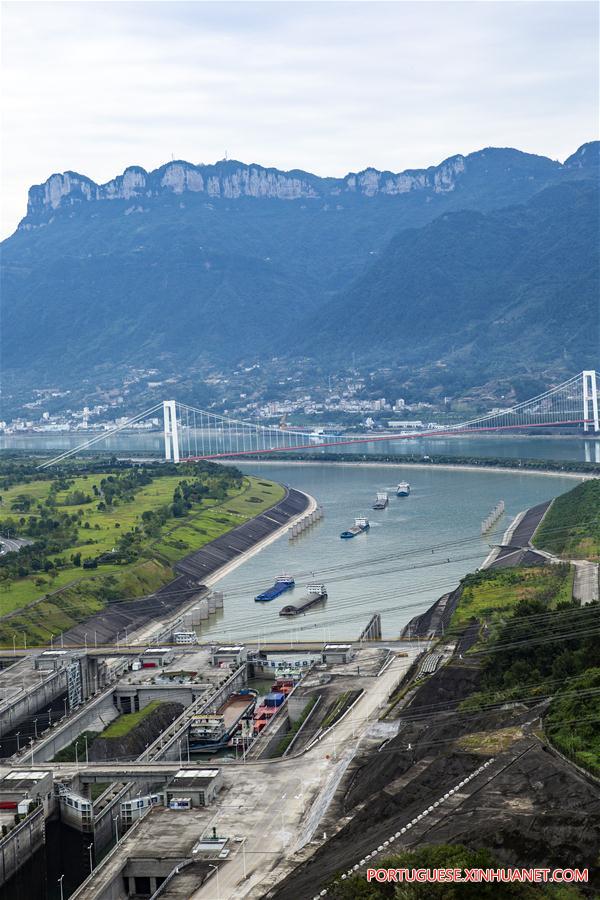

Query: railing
<box><xmin>140</xmin><ymin>663</ymin><xmax>247</xmax><ymax>762</ymax></box>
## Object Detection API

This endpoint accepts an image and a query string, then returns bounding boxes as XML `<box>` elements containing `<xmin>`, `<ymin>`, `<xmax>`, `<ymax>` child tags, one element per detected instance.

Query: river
<box><xmin>2</xmin><ymin>431</ymin><xmax>600</xmax><ymax>462</ymax></box>
<box><xmin>195</xmin><ymin>460</ymin><xmax>582</xmax><ymax>643</ymax></box>
<box><xmin>0</xmin><ymin>435</ymin><xmax>592</xmax><ymax>641</ymax></box>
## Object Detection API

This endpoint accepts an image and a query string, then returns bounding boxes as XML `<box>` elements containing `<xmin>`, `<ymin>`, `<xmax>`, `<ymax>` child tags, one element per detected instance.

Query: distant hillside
<box><xmin>0</xmin><ymin>141</ymin><xmax>598</xmax><ymax>392</ymax></box>
<box><xmin>312</xmin><ymin>178</ymin><xmax>599</xmax><ymax>378</ymax></box>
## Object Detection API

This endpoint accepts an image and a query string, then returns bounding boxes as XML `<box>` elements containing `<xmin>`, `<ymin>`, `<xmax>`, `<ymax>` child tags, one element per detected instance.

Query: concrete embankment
<box><xmin>63</xmin><ymin>486</ymin><xmax>310</xmax><ymax>646</ymax></box>
<box><xmin>485</xmin><ymin>500</ymin><xmax>552</xmax><ymax>569</ymax></box>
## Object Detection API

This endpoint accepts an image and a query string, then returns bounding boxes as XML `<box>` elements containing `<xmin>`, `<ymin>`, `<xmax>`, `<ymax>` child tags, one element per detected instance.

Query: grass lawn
<box><xmin>53</xmin><ymin>702</ymin><xmax>167</xmax><ymax>762</ymax></box>
<box><xmin>101</xmin><ymin>700</ymin><xmax>163</xmax><ymax>738</ymax></box>
<box><xmin>451</xmin><ymin>564</ymin><xmax>574</xmax><ymax>633</ymax></box>
<box><xmin>0</xmin><ymin>471</ymin><xmax>285</xmax><ymax>646</ymax></box>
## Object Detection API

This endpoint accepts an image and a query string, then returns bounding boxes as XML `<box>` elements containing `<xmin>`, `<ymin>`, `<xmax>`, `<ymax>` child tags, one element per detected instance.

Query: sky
<box><xmin>1</xmin><ymin>0</ymin><xmax>598</xmax><ymax>238</ymax></box>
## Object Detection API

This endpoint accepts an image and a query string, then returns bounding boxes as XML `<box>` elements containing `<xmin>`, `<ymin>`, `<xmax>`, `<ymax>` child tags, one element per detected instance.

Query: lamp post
<box><xmin>87</xmin><ymin>842</ymin><xmax>94</xmax><ymax>873</ymax></box>
<box><xmin>15</xmin><ymin>732</ymin><xmax>20</xmax><ymax>752</ymax></box>
<box><xmin>58</xmin><ymin>875</ymin><xmax>64</xmax><ymax>900</ymax></box>
<box><xmin>113</xmin><ymin>814</ymin><xmax>120</xmax><ymax>844</ymax></box>
<box><xmin>33</xmin><ymin>718</ymin><xmax>38</xmax><ymax>739</ymax></box>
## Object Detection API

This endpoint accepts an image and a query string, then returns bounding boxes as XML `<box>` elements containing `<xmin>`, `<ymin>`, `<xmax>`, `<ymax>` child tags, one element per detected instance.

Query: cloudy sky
<box><xmin>1</xmin><ymin>0</ymin><xmax>598</xmax><ymax>237</ymax></box>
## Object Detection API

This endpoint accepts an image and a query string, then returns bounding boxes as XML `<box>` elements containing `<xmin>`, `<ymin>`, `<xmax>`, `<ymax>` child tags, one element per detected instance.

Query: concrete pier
<box><xmin>288</xmin><ymin>505</ymin><xmax>324</xmax><ymax>540</ymax></box>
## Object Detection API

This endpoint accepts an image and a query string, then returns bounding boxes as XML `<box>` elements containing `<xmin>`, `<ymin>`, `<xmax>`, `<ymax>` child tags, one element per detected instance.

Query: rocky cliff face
<box><xmin>24</xmin><ymin>161</ymin><xmax>323</xmax><ymax>223</ymax></box>
<box><xmin>18</xmin><ymin>142</ymin><xmax>599</xmax><ymax>230</ymax></box>
<box><xmin>21</xmin><ymin>145</ymin><xmax>570</xmax><ymax>228</ymax></box>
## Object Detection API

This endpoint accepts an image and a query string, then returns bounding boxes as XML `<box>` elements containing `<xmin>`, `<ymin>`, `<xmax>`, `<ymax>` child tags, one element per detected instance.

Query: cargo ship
<box><xmin>254</xmin><ymin>573</ymin><xmax>295</xmax><ymax>602</ymax></box>
<box><xmin>372</xmin><ymin>492</ymin><xmax>389</xmax><ymax>509</ymax></box>
<box><xmin>280</xmin><ymin>583</ymin><xmax>328</xmax><ymax>616</ymax></box>
<box><xmin>253</xmin><ymin>689</ymin><xmax>286</xmax><ymax>734</ymax></box>
<box><xmin>340</xmin><ymin>516</ymin><xmax>370</xmax><ymax>539</ymax></box>
<box><xmin>189</xmin><ymin>689</ymin><xmax>257</xmax><ymax>752</ymax></box>
<box><xmin>396</xmin><ymin>482</ymin><xmax>411</xmax><ymax>497</ymax></box>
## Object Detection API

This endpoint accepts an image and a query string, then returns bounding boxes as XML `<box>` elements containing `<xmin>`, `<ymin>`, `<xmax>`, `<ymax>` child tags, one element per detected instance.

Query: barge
<box><xmin>279</xmin><ymin>583</ymin><xmax>328</xmax><ymax>616</ymax></box>
<box><xmin>255</xmin><ymin>573</ymin><xmax>295</xmax><ymax>602</ymax></box>
<box><xmin>373</xmin><ymin>492</ymin><xmax>389</xmax><ymax>509</ymax></box>
<box><xmin>253</xmin><ymin>689</ymin><xmax>285</xmax><ymax>734</ymax></box>
<box><xmin>340</xmin><ymin>516</ymin><xmax>370</xmax><ymax>539</ymax></box>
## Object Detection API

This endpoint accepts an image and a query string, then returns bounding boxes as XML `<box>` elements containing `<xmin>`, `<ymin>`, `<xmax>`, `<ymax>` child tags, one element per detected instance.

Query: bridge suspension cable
<box><xmin>36</xmin><ymin>371</ymin><xmax>599</xmax><ymax>468</ymax></box>
<box><xmin>37</xmin><ymin>402</ymin><xmax>164</xmax><ymax>469</ymax></box>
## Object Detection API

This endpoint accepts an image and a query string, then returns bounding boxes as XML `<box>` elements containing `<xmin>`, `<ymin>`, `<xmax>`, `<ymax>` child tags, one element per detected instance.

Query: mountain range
<box><xmin>1</xmin><ymin>141</ymin><xmax>598</xmax><ymax>399</ymax></box>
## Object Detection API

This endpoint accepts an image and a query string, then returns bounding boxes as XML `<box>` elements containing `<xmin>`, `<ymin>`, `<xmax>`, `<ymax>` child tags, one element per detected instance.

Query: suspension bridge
<box><xmin>39</xmin><ymin>370</ymin><xmax>599</xmax><ymax>468</ymax></box>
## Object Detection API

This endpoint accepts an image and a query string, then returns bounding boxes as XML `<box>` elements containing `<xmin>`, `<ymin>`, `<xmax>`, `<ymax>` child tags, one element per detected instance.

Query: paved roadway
<box><xmin>185</xmin><ymin>647</ymin><xmax>422</xmax><ymax>900</ymax></box>
<box><xmin>0</xmin><ymin>537</ymin><xmax>32</xmax><ymax>555</ymax></box>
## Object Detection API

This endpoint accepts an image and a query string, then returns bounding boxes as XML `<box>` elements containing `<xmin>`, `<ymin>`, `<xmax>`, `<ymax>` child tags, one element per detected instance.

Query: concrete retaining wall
<box><xmin>0</xmin><ymin>806</ymin><xmax>45</xmax><ymax>886</ymax></box>
<box><xmin>20</xmin><ymin>687</ymin><xmax>118</xmax><ymax>764</ymax></box>
<box><xmin>114</xmin><ymin>684</ymin><xmax>206</xmax><ymax>712</ymax></box>
<box><xmin>0</xmin><ymin>669</ymin><xmax>67</xmax><ymax>739</ymax></box>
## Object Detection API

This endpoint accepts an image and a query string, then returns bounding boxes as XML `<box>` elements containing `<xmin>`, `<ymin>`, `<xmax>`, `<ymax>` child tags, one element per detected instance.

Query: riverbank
<box><xmin>203</xmin><ymin>489</ymin><xmax>317</xmax><ymax>589</ymax></box>
<box><xmin>126</xmin><ymin>486</ymin><xmax>316</xmax><ymax>648</ymax></box>
<box><xmin>65</xmin><ymin>485</ymin><xmax>315</xmax><ymax>648</ymax></box>
<box><xmin>237</xmin><ymin>457</ymin><xmax>594</xmax><ymax>479</ymax></box>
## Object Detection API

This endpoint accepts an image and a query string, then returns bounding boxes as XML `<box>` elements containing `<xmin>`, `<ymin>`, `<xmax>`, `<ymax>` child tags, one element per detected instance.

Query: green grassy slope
<box><xmin>534</xmin><ymin>478</ymin><xmax>600</xmax><ymax>560</ymax></box>
<box><xmin>0</xmin><ymin>467</ymin><xmax>284</xmax><ymax>646</ymax></box>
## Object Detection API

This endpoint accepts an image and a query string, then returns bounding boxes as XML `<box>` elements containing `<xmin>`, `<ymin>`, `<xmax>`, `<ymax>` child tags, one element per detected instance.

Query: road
<box><xmin>0</xmin><ymin>537</ymin><xmax>32</xmax><ymax>555</ymax></box>
<box><xmin>572</xmin><ymin>560</ymin><xmax>599</xmax><ymax>604</ymax></box>
<box><xmin>189</xmin><ymin>647</ymin><xmax>422</xmax><ymax>900</ymax></box>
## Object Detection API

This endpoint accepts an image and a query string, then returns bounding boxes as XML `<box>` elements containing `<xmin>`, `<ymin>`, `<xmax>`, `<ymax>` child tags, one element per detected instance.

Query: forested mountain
<box><xmin>1</xmin><ymin>141</ymin><xmax>598</xmax><ymax>391</ymax></box>
<box><xmin>310</xmin><ymin>178</ymin><xmax>599</xmax><ymax>375</ymax></box>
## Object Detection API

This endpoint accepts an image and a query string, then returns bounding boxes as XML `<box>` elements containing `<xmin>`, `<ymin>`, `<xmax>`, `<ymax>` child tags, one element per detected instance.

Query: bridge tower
<box><xmin>583</xmin><ymin>371</ymin><xmax>599</xmax><ymax>433</ymax></box>
<box><xmin>163</xmin><ymin>400</ymin><xmax>180</xmax><ymax>462</ymax></box>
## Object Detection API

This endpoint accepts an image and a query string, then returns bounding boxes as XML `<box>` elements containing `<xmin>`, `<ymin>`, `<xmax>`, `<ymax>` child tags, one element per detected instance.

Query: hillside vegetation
<box><xmin>312</xmin><ymin>180</ymin><xmax>599</xmax><ymax>376</ymax></box>
<box><xmin>534</xmin><ymin>478</ymin><xmax>600</xmax><ymax>559</ymax></box>
<box><xmin>451</xmin><ymin>564</ymin><xmax>573</xmax><ymax>633</ymax></box>
<box><xmin>461</xmin><ymin>595</ymin><xmax>600</xmax><ymax>774</ymax></box>
<box><xmin>0</xmin><ymin>459</ymin><xmax>284</xmax><ymax>646</ymax></box>
<box><xmin>448</xmin><ymin>480</ymin><xmax>600</xmax><ymax>775</ymax></box>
